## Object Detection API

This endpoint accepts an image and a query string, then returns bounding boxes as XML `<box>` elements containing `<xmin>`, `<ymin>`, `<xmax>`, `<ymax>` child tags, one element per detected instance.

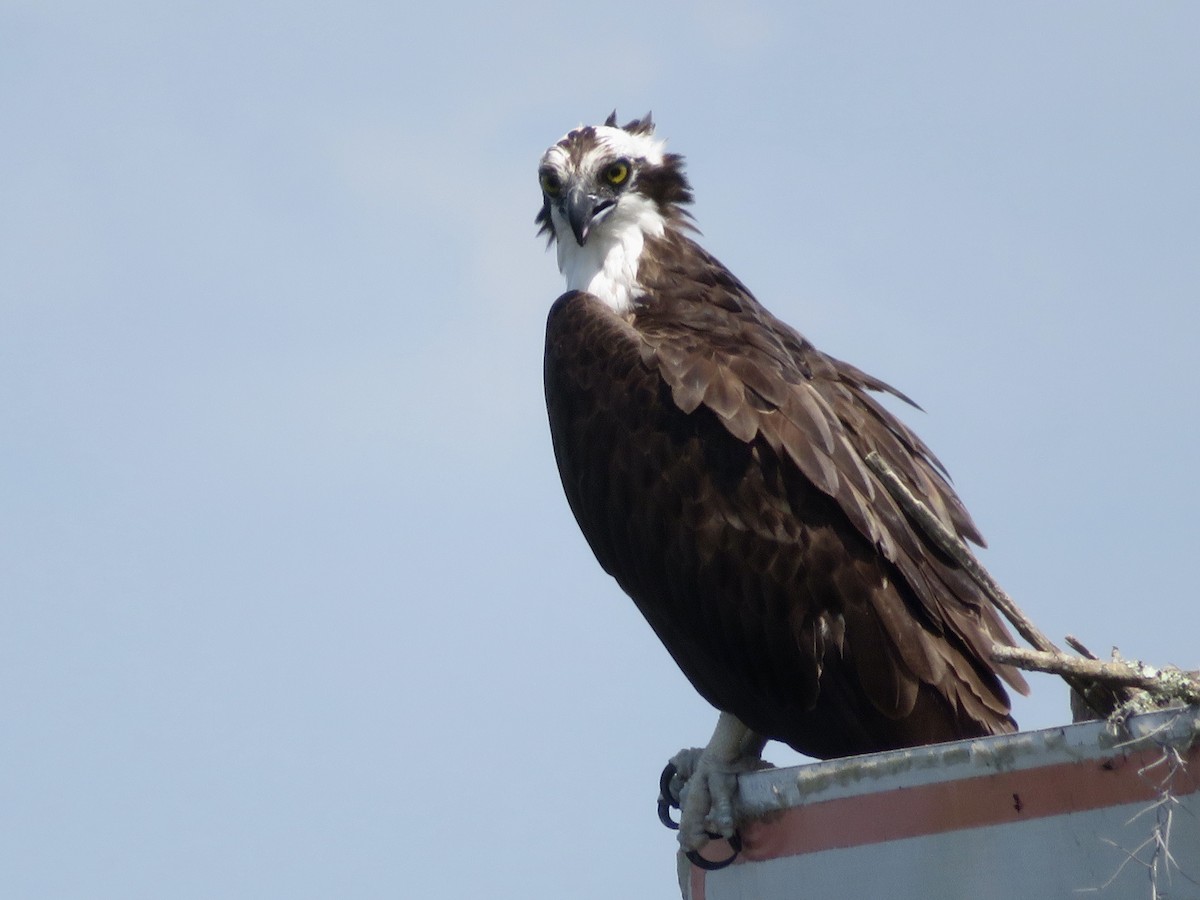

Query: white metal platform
<box><xmin>682</xmin><ymin>705</ymin><xmax>1200</xmax><ymax>900</ymax></box>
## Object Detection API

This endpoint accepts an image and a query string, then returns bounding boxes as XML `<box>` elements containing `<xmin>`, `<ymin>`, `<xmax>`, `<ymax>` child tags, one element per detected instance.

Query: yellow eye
<box><xmin>604</xmin><ymin>160</ymin><xmax>630</xmax><ymax>186</ymax></box>
<box><xmin>539</xmin><ymin>170</ymin><xmax>562</xmax><ymax>197</ymax></box>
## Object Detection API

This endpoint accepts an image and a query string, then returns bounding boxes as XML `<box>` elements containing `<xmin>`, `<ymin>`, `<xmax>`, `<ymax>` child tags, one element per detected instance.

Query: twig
<box><xmin>991</xmin><ymin>647</ymin><xmax>1200</xmax><ymax>707</ymax></box>
<box><xmin>863</xmin><ymin>450</ymin><xmax>1134</xmax><ymax>716</ymax></box>
<box><xmin>1067</xmin><ymin>634</ymin><xmax>1100</xmax><ymax>660</ymax></box>
<box><xmin>864</xmin><ymin>451</ymin><xmax>1058</xmax><ymax>653</ymax></box>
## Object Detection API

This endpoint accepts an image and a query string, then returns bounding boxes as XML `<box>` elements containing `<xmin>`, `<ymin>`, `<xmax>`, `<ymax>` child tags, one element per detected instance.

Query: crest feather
<box><xmin>605</xmin><ymin>110</ymin><xmax>655</xmax><ymax>135</ymax></box>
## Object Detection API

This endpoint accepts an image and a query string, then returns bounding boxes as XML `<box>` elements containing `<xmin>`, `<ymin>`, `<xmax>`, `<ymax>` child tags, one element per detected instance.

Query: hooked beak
<box><xmin>564</xmin><ymin>188</ymin><xmax>615</xmax><ymax>246</ymax></box>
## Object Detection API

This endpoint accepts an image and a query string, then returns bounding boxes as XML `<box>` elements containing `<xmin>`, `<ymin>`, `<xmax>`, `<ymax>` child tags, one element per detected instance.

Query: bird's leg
<box><xmin>663</xmin><ymin>711</ymin><xmax>767</xmax><ymax>852</ymax></box>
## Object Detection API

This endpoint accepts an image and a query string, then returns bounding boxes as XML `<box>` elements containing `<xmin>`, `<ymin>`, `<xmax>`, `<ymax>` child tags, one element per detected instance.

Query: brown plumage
<box><xmin>541</xmin><ymin>115</ymin><xmax>1027</xmax><ymax>760</ymax></box>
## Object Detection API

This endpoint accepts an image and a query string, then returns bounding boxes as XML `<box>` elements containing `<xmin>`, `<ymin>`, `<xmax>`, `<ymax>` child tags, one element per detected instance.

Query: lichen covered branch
<box><xmin>992</xmin><ymin>646</ymin><xmax>1200</xmax><ymax>709</ymax></box>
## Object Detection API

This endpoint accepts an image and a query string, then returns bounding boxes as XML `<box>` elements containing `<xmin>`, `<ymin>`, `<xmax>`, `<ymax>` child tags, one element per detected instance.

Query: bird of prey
<box><xmin>538</xmin><ymin>113</ymin><xmax>1028</xmax><ymax>854</ymax></box>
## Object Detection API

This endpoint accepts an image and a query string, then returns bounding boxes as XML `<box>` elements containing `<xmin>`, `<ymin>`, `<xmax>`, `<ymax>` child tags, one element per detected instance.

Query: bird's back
<box><xmin>545</xmin><ymin>234</ymin><xmax>1027</xmax><ymax>759</ymax></box>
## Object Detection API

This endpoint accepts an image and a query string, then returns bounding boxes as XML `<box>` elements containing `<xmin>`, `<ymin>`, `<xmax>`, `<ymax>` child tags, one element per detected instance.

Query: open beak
<box><xmin>564</xmin><ymin>188</ymin><xmax>614</xmax><ymax>246</ymax></box>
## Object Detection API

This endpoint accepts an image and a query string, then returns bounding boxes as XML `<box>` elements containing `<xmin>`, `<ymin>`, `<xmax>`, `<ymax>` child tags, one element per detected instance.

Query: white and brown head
<box><xmin>536</xmin><ymin>113</ymin><xmax>694</xmax><ymax>313</ymax></box>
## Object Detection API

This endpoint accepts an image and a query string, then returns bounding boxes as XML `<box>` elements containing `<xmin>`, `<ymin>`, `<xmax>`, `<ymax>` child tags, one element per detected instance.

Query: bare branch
<box><xmin>863</xmin><ymin>450</ymin><xmax>1136</xmax><ymax>715</ymax></box>
<box><xmin>991</xmin><ymin>646</ymin><xmax>1200</xmax><ymax>707</ymax></box>
<box><xmin>1066</xmin><ymin>634</ymin><xmax>1100</xmax><ymax>660</ymax></box>
<box><xmin>865</xmin><ymin>452</ymin><xmax>1058</xmax><ymax>652</ymax></box>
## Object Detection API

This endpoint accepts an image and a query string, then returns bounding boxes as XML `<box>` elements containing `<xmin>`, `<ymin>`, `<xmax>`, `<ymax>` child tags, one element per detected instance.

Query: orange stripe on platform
<box><xmin>690</xmin><ymin>741</ymin><xmax>1200</xmax><ymax>896</ymax></box>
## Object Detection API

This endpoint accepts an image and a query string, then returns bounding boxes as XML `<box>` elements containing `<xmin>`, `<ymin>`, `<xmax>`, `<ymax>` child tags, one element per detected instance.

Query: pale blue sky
<box><xmin>3</xmin><ymin>3</ymin><xmax>1198</xmax><ymax>897</ymax></box>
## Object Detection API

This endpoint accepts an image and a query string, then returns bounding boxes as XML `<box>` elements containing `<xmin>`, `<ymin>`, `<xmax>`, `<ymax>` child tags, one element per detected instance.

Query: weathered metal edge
<box><xmin>735</xmin><ymin>704</ymin><xmax>1200</xmax><ymax>819</ymax></box>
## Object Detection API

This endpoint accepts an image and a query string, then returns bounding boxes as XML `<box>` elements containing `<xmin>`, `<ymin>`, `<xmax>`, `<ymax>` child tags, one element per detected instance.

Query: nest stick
<box><xmin>863</xmin><ymin>451</ymin><xmax>1134</xmax><ymax>715</ymax></box>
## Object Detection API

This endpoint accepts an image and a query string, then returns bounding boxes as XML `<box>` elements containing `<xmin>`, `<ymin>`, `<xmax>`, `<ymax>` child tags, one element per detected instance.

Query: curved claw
<box><xmin>685</xmin><ymin>831</ymin><xmax>742</xmax><ymax>870</ymax></box>
<box><xmin>657</xmin><ymin>761</ymin><xmax>681</xmax><ymax>830</ymax></box>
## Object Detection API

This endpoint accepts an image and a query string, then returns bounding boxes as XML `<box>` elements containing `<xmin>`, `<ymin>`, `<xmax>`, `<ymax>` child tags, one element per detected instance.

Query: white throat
<box><xmin>552</xmin><ymin>194</ymin><xmax>666</xmax><ymax>315</ymax></box>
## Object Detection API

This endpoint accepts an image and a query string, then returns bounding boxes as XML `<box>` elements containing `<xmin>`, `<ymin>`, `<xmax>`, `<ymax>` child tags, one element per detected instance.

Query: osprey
<box><xmin>538</xmin><ymin>113</ymin><xmax>1028</xmax><ymax>853</ymax></box>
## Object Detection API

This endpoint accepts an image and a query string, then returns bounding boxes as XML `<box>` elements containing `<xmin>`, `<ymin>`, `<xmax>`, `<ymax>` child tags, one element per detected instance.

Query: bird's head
<box><xmin>535</xmin><ymin>112</ymin><xmax>693</xmax><ymax>249</ymax></box>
